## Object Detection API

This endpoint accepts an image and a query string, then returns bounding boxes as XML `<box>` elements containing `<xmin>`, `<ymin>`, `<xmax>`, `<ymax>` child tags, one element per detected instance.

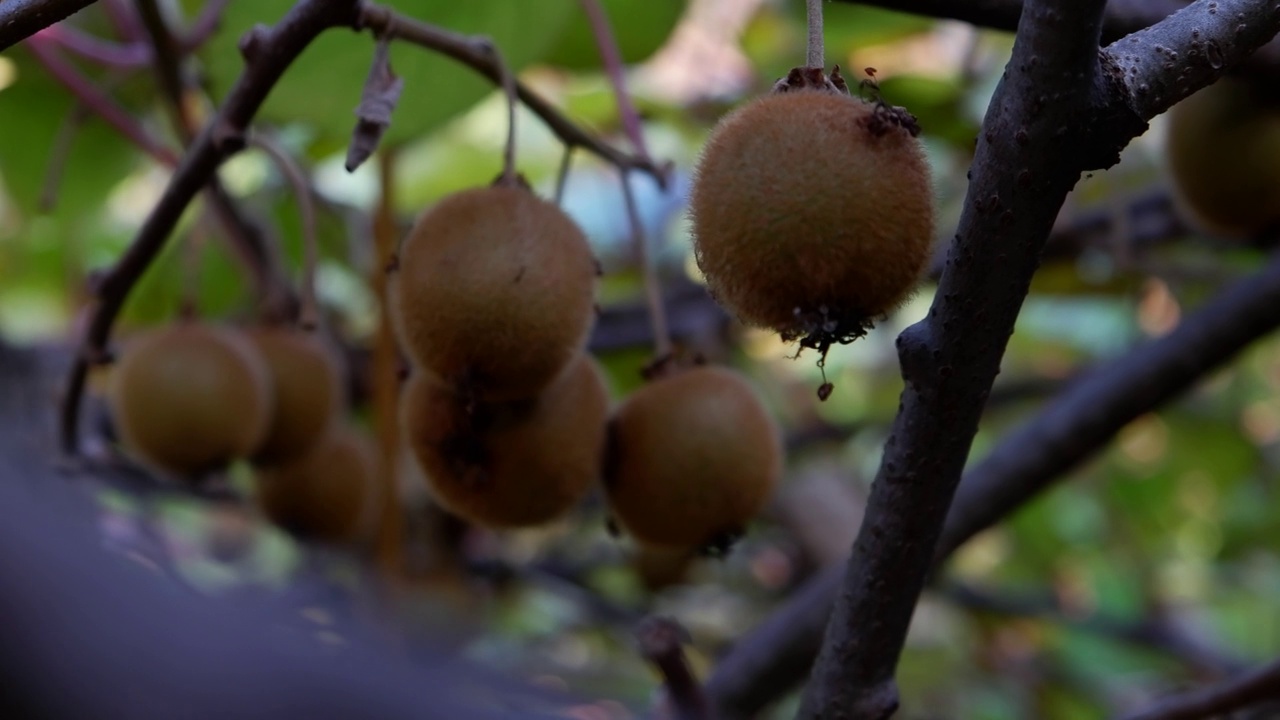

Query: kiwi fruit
<box><xmin>245</xmin><ymin>326</ymin><xmax>344</xmax><ymax>465</ymax></box>
<box><xmin>631</xmin><ymin>543</ymin><xmax>698</xmax><ymax>592</ymax></box>
<box><xmin>689</xmin><ymin>68</ymin><xmax>934</xmax><ymax>349</ymax></box>
<box><xmin>107</xmin><ymin>321</ymin><xmax>272</xmax><ymax>478</ymax></box>
<box><xmin>605</xmin><ymin>365</ymin><xmax>782</xmax><ymax>550</ymax></box>
<box><xmin>255</xmin><ymin>424</ymin><xmax>379</xmax><ymax>545</ymax></box>
<box><xmin>400</xmin><ymin>353</ymin><xmax>609</xmax><ymax>529</ymax></box>
<box><xmin>391</xmin><ymin>184</ymin><xmax>598</xmax><ymax>402</ymax></box>
<box><xmin>1166</xmin><ymin>77</ymin><xmax>1280</xmax><ymax>239</ymax></box>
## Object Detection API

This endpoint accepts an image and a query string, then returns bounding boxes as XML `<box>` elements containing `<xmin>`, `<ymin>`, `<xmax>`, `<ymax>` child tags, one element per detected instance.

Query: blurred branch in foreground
<box><xmin>1119</xmin><ymin>657</ymin><xmax>1280</xmax><ymax>720</ymax></box>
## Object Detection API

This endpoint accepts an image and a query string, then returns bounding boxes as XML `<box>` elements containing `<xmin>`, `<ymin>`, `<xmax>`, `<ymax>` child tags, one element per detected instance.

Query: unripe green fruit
<box><xmin>391</xmin><ymin>185</ymin><xmax>598</xmax><ymax>402</ymax></box>
<box><xmin>605</xmin><ymin>366</ymin><xmax>782</xmax><ymax>549</ymax></box>
<box><xmin>245</xmin><ymin>326</ymin><xmax>343</xmax><ymax>465</ymax></box>
<box><xmin>1166</xmin><ymin>77</ymin><xmax>1280</xmax><ymax>239</ymax></box>
<box><xmin>107</xmin><ymin>322</ymin><xmax>272</xmax><ymax>478</ymax></box>
<box><xmin>255</xmin><ymin>424</ymin><xmax>378</xmax><ymax>544</ymax></box>
<box><xmin>401</xmin><ymin>353</ymin><xmax>609</xmax><ymax>529</ymax></box>
<box><xmin>690</xmin><ymin>88</ymin><xmax>934</xmax><ymax>343</ymax></box>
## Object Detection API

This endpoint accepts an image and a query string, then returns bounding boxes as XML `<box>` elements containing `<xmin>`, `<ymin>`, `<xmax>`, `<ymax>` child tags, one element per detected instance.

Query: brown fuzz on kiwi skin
<box><xmin>401</xmin><ymin>353</ymin><xmax>610</xmax><ymax>530</ymax></box>
<box><xmin>1166</xmin><ymin>77</ymin><xmax>1280</xmax><ymax>240</ymax></box>
<box><xmin>245</xmin><ymin>326</ymin><xmax>344</xmax><ymax>466</ymax></box>
<box><xmin>689</xmin><ymin>67</ymin><xmax>935</xmax><ymax>354</ymax></box>
<box><xmin>605</xmin><ymin>365</ymin><xmax>783</xmax><ymax>550</ymax></box>
<box><xmin>255</xmin><ymin>424</ymin><xmax>379</xmax><ymax>545</ymax></box>
<box><xmin>107</xmin><ymin>322</ymin><xmax>272</xmax><ymax>478</ymax></box>
<box><xmin>390</xmin><ymin>184</ymin><xmax>598</xmax><ymax>402</ymax></box>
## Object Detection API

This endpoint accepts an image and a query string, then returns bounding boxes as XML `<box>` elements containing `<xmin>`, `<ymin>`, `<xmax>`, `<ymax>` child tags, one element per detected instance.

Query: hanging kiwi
<box><xmin>255</xmin><ymin>424</ymin><xmax>379</xmax><ymax>545</ymax></box>
<box><xmin>688</xmin><ymin>67</ymin><xmax>935</xmax><ymax>384</ymax></box>
<box><xmin>401</xmin><ymin>353</ymin><xmax>610</xmax><ymax>529</ymax></box>
<box><xmin>390</xmin><ymin>183</ymin><xmax>599</xmax><ymax>402</ymax></box>
<box><xmin>1165</xmin><ymin>76</ymin><xmax>1280</xmax><ymax>241</ymax></box>
<box><xmin>605</xmin><ymin>365</ymin><xmax>783</xmax><ymax>552</ymax></box>
<box><xmin>245</xmin><ymin>325</ymin><xmax>344</xmax><ymax>465</ymax></box>
<box><xmin>107</xmin><ymin>321</ymin><xmax>273</xmax><ymax>478</ymax></box>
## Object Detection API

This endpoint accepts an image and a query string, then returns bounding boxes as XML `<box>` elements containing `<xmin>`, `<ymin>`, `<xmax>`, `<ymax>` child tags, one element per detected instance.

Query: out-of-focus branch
<box><xmin>355</xmin><ymin>2</ymin><xmax>669</xmax><ymax>189</ymax></box>
<box><xmin>935</xmin><ymin>243</ymin><xmax>1280</xmax><ymax>559</ymax></box>
<box><xmin>636</xmin><ymin>617</ymin><xmax>712</xmax><ymax>720</ymax></box>
<box><xmin>0</xmin><ymin>0</ymin><xmax>100</xmax><ymax>51</ymax></box>
<box><xmin>59</xmin><ymin>0</ymin><xmax>362</xmax><ymax>455</ymax></box>
<box><xmin>707</xmin><ymin>231</ymin><xmax>1280</xmax><ymax>720</ymax></box>
<box><xmin>1119</xmin><ymin>658</ymin><xmax>1280</xmax><ymax>720</ymax></box>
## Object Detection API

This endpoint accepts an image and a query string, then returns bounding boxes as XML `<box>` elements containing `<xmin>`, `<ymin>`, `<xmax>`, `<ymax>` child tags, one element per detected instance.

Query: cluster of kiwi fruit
<box><xmin>1165</xmin><ymin>75</ymin><xmax>1280</xmax><ymax>242</ymax></box>
<box><xmin>391</xmin><ymin>176</ymin><xmax>785</xmax><ymax>571</ymax></box>
<box><xmin>689</xmin><ymin>65</ymin><xmax>935</xmax><ymax>398</ymax></box>
<box><xmin>106</xmin><ymin>319</ymin><xmax>379</xmax><ymax>547</ymax></box>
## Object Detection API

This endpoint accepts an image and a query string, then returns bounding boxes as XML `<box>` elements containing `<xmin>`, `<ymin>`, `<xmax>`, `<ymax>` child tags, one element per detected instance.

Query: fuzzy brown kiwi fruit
<box><xmin>245</xmin><ymin>326</ymin><xmax>344</xmax><ymax>465</ymax></box>
<box><xmin>391</xmin><ymin>184</ymin><xmax>598</xmax><ymax>402</ymax></box>
<box><xmin>605</xmin><ymin>365</ymin><xmax>782</xmax><ymax>550</ymax></box>
<box><xmin>255</xmin><ymin>424</ymin><xmax>378</xmax><ymax>544</ymax></box>
<box><xmin>107</xmin><ymin>321</ymin><xmax>272</xmax><ymax>478</ymax></box>
<box><xmin>1166</xmin><ymin>77</ymin><xmax>1280</xmax><ymax>239</ymax></box>
<box><xmin>689</xmin><ymin>68</ymin><xmax>934</xmax><ymax>351</ymax></box>
<box><xmin>400</xmin><ymin>353</ymin><xmax>609</xmax><ymax>529</ymax></box>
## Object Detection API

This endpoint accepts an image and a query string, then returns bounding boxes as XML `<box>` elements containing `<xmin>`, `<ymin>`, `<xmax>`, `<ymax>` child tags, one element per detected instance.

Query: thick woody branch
<box><xmin>59</xmin><ymin>0</ymin><xmax>362</xmax><ymax>454</ymax></box>
<box><xmin>796</xmin><ymin>2</ymin><xmax>1114</xmax><ymax>718</ymax></box>
<box><xmin>1120</xmin><ymin>658</ymin><xmax>1280</xmax><ymax>720</ymax></box>
<box><xmin>707</xmin><ymin>228</ymin><xmax>1280</xmax><ymax>720</ymax></box>
<box><xmin>0</xmin><ymin>0</ymin><xmax>99</xmax><ymax>51</ymax></box>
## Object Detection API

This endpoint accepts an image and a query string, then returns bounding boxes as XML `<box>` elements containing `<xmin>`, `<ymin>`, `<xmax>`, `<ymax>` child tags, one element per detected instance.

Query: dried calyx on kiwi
<box><xmin>390</xmin><ymin>177</ymin><xmax>599</xmax><ymax>403</ymax></box>
<box><xmin>107</xmin><ymin>321</ymin><xmax>273</xmax><ymax>479</ymax></box>
<box><xmin>689</xmin><ymin>66</ymin><xmax>935</xmax><ymax>398</ymax></box>
<box><xmin>604</xmin><ymin>362</ymin><xmax>783</xmax><ymax>554</ymax></box>
<box><xmin>401</xmin><ymin>353</ymin><xmax>610</xmax><ymax>529</ymax></box>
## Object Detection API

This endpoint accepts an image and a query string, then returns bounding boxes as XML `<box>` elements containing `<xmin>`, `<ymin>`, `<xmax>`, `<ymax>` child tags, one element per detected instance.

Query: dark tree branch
<box><xmin>833</xmin><ymin>0</ymin><xmax>1183</xmax><ymax>41</ymax></box>
<box><xmin>637</xmin><ymin>617</ymin><xmax>713</xmax><ymax>720</ymax></box>
<box><xmin>0</xmin><ymin>0</ymin><xmax>99</xmax><ymax>51</ymax></box>
<box><xmin>796</xmin><ymin>2</ymin><xmax>1116</xmax><ymax>717</ymax></box>
<box><xmin>935</xmin><ymin>244</ymin><xmax>1280</xmax><ymax>559</ymax></box>
<box><xmin>1119</xmin><ymin>658</ymin><xmax>1280</xmax><ymax>720</ymax></box>
<box><xmin>58</xmin><ymin>0</ymin><xmax>363</xmax><ymax>455</ymax></box>
<box><xmin>706</xmin><ymin>222</ymin><xmax>1280</xmax><ymax>720</ymax></box>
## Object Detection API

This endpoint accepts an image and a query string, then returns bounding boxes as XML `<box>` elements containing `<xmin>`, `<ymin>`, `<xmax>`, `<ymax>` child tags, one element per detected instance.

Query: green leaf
<box><xmin>188</xmin><ymin>0</ymin><xmax>577</xmax><ymax>147</ymax></box>
<box><xmin>544</xmin><ymin>0</ymin><xmax>687</xmax><ymax>70</ymax></box>
<box><xmin>0</xmin><ymin>49</ymin><xmax>141</xmax><ymax>218</ymax></box>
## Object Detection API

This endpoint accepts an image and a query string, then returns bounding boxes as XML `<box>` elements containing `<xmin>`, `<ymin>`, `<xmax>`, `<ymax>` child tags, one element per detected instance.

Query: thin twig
<box><xmin>0</xmin><ymin>0</ymin><xmax>101</xmax><ymax>52</ymax></box>
<box><xmin>578</xmin><ymin>0</ymin><xmax>653</xmax><ymax>163</ymax></box>
<box><xmin>1119</xmin><ymin>658</ymin><xmax>1280</xmax><ymax>720</ymax></box>
<box><xmin>806</xmin><ymin>0</ymin><xmax>824</xmax><ymax>69</ymax></box>
<box><xmin>23</xmin><ymin>36</ymin><xmax>179</xmax><ymax>165</ymax></box>
<box><xmin>481</xmin><ymin>39</ymin><xmax>519</xmax><ymax>185</ymax></box>
<box><xmin>619</xmin><ymin>168</ymin><xmax>672</xmax><ymax>361</ymax></box>
<box><xmin>356</xmin><ymin>1</ymin><xmax>668</xmax><ymax>189</ymax></box>
<box><xmin>36</xmin><ymin>24</ymin><xmax>151</xmax><ymax>67</ymax></box>
<box><xmin>249</xmin><ymin>134</ymin><xmax>319</xmax><ymax>329</ymax></box>
<box><xmin>182</xmin><ymin>0</ymin><xmax>230</xmax><ymax>50</ymax></box>
<box><xmin>636</xmin><ymin>616</ymin><xmax>712</xmax><ymax>720</ymax></box>
<box><xmin>40</xmin><ymin>102</ymin><xmax>92</xmax><ymax>211</ymax></box>
<box><xmin>554</xmin><ymin>145</ymin><xmax>574</xmax><ymax>206</ymax></box>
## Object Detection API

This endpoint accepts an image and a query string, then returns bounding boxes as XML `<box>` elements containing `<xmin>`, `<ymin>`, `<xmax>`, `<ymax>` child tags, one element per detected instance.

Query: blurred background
<box><xmin>2</xmin><ymin>1</ymin><xmax>1280</xmax><ymax>718</ymax></box>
